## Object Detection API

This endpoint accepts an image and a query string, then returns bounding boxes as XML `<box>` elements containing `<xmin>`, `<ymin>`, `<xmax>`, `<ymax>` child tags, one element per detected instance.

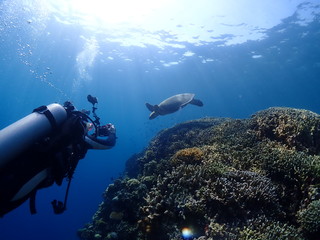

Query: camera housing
<box><xmin>87</xmin><ymin>95</ymin><xmax>98</xmax><ymax>105</ymax></box>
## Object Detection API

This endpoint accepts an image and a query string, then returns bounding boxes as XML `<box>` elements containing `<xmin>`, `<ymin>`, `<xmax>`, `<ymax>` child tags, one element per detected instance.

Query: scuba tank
<box><xmin>0</xmin><ymin>103</ymin><xmax>67</xmax><ymax>169</ymax></box>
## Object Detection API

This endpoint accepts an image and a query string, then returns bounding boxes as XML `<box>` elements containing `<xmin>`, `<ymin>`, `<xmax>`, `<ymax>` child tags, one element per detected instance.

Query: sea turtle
<box><xmin>146</xmin><ymin>93</ymin><xmax>203</xmax><ymax>120</ymax></box>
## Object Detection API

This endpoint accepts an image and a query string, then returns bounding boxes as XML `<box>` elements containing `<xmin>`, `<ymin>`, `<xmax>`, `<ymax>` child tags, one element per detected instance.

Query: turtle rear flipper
<box><xmin>146</xmin><ymin>103</ymin><xmax>160</xmax><ymax>119</ymax></box>
<box><xmin>190</xmin><ymin>98</ymin><xmax>203</xmax><ymax>106</ymax></box>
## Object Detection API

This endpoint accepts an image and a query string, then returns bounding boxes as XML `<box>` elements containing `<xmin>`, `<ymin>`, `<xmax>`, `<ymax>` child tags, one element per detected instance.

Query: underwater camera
<box><xmin>98</xmin><ymin>124</ymin><xmax>111</xmax><ymax>137</ymax></box>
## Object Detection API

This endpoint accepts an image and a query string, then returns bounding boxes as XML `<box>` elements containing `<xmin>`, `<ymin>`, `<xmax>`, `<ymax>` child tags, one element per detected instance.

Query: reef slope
<box><xmin>79</xmin><ymin>107</ymin><xmax>320</xmax><ymax>240</ymax></box>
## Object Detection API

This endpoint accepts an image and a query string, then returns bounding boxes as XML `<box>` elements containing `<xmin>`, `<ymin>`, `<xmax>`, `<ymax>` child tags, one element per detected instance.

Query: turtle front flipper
<box><xmin>149</xmin><ymin>111</ymin><xmax>159</xmax><ymax>120</ymax></box>
<box><xmin>190</xmin><ymin>98</ymin><xmax>204</xmax><ymax>106</ymax></box>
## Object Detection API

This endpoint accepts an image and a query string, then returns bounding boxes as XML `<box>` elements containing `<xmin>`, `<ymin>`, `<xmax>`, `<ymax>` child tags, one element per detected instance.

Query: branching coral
<box><xmin>298</xmin><ymin>200</ymin><xmax>320</xmax><ymax>236</ymax></box>
<box><xmin>263</xmin><ymin>147</ymin><xmax>320</xmax><ymax>184</ymax></box>
<box><xmin>239</xmin><ymin>221</ymin><xmax>303</xmax><ymax>240</ymax></box>
<box><xmin>171</xmin><ymin>147</ymin><xmax>204</xmax><ymax>165</ymax></box>
<box><xmin>252</xmin><ymin>107</ymin><xmax>320</xmax><ymax>154</ymax></box>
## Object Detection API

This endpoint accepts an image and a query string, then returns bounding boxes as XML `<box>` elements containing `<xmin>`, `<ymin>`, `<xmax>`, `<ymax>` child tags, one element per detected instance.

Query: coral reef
<box><xmin>78</xmin><ymin>107</ymin><xmax>320</xmax><ymax>240</ymax></box>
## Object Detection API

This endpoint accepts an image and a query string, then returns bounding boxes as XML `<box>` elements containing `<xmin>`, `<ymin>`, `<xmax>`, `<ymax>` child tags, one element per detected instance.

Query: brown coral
<box><xmin>171</xmin><ymin>147</ymin><xmax>204</xmax><ymax>165</ymax></box>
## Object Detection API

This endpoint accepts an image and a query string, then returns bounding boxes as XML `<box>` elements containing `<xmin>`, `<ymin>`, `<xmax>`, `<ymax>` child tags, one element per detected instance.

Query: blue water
<box><xmin>0</xmin><ymin>1</ymin><xmax>319</xmax><ymax>239</ymax></box>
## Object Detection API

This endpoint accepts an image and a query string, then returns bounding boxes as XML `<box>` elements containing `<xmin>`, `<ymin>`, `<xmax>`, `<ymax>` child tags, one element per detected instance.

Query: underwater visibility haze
<box><xmin>0</xmin><ymin>0</ymin><xmax>320</xmax><ymax>239</ymax></box>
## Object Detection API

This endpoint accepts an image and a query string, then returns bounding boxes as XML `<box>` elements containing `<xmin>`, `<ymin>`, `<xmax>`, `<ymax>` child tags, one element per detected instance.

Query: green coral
<box><xmin>298</xmin><ymin>200</ymin><xmax>320</xmax><ymax>235</ymax></box>
<box><xmin>239</xmin><ymin>221</ymin><xmax>303</xmax><ymax>240</ymax></box>
<box><xmin>263</xmin><ymin>148</ymin><xmax>320</xmax><ymax>184</ymax></box>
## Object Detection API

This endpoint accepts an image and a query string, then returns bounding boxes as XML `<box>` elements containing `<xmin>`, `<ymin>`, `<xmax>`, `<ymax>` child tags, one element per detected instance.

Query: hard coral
<box><xmin>298</xmin><ymin>200</ymin><xmax>320</xmax><ymax>236</ymax></box>
<box><xmin>263</xmin><ymin>147</ymin><xmax>320</xmax><ymax>185</ymax></box>
<box><xmin>171</xmin><ymin>147</ymin><xmax>204</xmax><ymax>165</ymax></box>
<box><xmin>109</xmin><ymin>211</ymin><xmax>124</xmax><ymax>220</ymax></box>
<box><xmin>252</xmin><ymin>107</ymin><xmax>320</xmax><ymax>154</ymax></box>
<box><xmin>239</xmin><ymin>221</ymin><xmax>303</xmax><ymax>240</ymax></box>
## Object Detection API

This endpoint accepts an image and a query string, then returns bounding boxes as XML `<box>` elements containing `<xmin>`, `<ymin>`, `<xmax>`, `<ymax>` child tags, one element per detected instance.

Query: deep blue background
<box><xmin>0</xmin><ymin>2</ymin><xmax>320</xmax><ymax>240</ymax></box>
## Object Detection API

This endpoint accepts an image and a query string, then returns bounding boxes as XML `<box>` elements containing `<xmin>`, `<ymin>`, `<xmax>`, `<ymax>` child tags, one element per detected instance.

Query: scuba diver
<box><xmin>0</xmin><ymin>95</ymin><xmax>116</xmax><ymax>216</ymax></box>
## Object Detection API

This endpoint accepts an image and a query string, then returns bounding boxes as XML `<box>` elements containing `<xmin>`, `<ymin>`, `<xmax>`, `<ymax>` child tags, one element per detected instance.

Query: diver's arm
<box><xmin>84</xmin><ymin>133</ymin><xmax>116</xmax><ymax>149</ymax></box>
<box><xmin>84</xmin><ymin>124</ymin><xmax>116</xmax><ymax>149</ymax></box>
